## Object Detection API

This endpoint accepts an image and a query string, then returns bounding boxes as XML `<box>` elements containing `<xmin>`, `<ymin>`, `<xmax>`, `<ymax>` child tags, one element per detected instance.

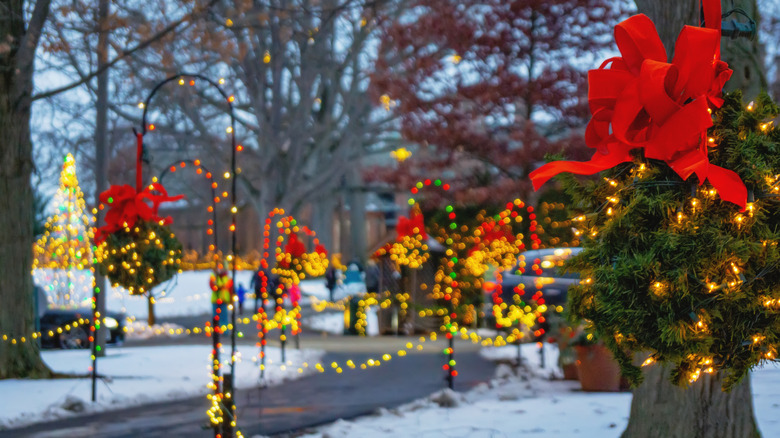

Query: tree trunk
<box><xmin>147</xmin><ymin>295</ymin><xmax>156</xmax><ymax>326</ymax></box>
<box><xmin>634</xmin><ymin>0</ymin><xmax>767</xmax><ymax>99</ymax></box>
<box><xmin>622</xmin><ymin>364</ymin><xmax>759</xmax><ymax>438</ymax></box>
<box><xmin>634</xmin><ymin>0</ymin><xmax>698</xmax><ymax>60</ymax></box>
<box><xmin>0</xmin><ymin>0</ymin><xmax>52</xmax><ymax>379</ymax></box>
<box><xmin>720</xmin><ymin>0</ymin><xmax>766</xmax><ymax>100</ymax></box>
<box><xmin>347</xmin><ymin>167</ymin><xmax>367</xmax><ymax>265</ymax></box>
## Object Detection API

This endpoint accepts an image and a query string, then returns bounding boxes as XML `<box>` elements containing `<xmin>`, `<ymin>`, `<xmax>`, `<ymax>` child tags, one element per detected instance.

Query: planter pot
<box><xmin>575</xmin><ymin>344</ymin><xmax>621</xmax><ymax>392</ymax></box>
<box><xmin>562</xmin><ymin>362</ymin><xmax>579</xmax><ymax>380</ymax></box>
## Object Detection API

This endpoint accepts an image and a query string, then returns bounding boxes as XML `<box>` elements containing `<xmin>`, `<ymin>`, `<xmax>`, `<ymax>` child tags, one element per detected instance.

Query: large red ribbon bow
<box><xmin>397</xmin><ymin>211</ymin><xmax>427</xmax><ymax>241</ymax></box>
<box><xmin>530</xmin><ymin>0</ymin><xmax>746</xmax><ymax>208</ymax></box>
<box><xmin>95</xmin><ymin>183</ymin><xmax>184</xmax><ymax>243</ymax></box>
<box><xmin>284</xmin><ymin>233</ymin><xmax>307</xmax><ymax>259</ymax></box>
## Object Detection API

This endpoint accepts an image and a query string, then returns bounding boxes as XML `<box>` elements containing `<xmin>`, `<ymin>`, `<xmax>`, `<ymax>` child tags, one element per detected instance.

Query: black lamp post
<box><xmin>137</xmin><ymin>73</ymin><xmax>239</xmax><ymax>437</ymax></box>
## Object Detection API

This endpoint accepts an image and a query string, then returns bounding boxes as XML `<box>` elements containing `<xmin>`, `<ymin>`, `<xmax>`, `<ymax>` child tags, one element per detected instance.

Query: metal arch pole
<box><xmin>138</xmin><ymin>73</ymin><xmax>239</xmax><ymax>437</ymax></box>
<box><xmin>157</xmin><ymin>159</ymin><xmax>220</xmax><ymax>259</ymax></box>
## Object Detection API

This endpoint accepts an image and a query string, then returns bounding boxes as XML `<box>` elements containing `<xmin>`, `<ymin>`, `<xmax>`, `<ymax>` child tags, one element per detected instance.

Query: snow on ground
<box><xmin>35</xmin><ymin>269</ymin><xmax>335</xmax><ymax>320</ymax></box>
<box><xmin>304</xmin><ymin>308</ymin><xmax>379</xmax><ymax>336</ymax></box>
<box><xmin>123</xmin><ymin>321</ymin><xmax>188</xmax><ymax>340</ymax></box>
<box><xmin>0</xmin><ymin>344</ymin><xmax>323</xmax><ymax>430</ymax></box>
<box><xmin>294</xmin><ymin>344</ymin><xmax>780</xmax><ymax>438</ymax></box>
<box><xmin>299</xmin><ymin>280</ymin><xmax>367</xmax><ymax>302</ymax></box>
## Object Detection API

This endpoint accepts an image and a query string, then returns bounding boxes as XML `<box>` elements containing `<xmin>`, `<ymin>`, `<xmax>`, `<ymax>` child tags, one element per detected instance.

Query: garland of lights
<box><xmin>272</xmin><ymin>216</ymin><xmax>328</xmax><ymax>361</ymax></box>
<box><xmin>406</xmin><ymin>178</ymin><xmax>462</xmax><ymax>388</ymax></box>
<box><xmin>256</xmin><ymin>208</ymin><xmax>287</xmax><ymax>379</ymax></box>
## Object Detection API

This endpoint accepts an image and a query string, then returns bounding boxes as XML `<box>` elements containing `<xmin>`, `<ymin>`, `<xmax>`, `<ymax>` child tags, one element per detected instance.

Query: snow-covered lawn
<box><xmin>35</xmin><ymin>269</ymin><xmax>335</xmax><ymax>320</ymax></box>
<box><xmin>297</xmin><ymin>344</ymin><xmax>780</xmax><ymax>438</ymax></box>
<box><xmin>0</xmin><ymin>344</ymin><xmax>323</xmax><ymax>430</ymax></box>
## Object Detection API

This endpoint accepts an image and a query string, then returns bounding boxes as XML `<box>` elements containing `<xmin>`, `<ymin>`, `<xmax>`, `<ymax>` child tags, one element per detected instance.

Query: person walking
<box><xmin>325</xmin><ymin>266</ymin><xmax>338</xmax><ymax>302</ymax></box>
<box><xmin>365</xmin><ymin>259</ymin><xmax>380</xmax><ymax>294</ymax></box>
<box><xmin>236</xmin><ymin>283</ymin><xmax>247</xmax><ymax>315</ymax></box>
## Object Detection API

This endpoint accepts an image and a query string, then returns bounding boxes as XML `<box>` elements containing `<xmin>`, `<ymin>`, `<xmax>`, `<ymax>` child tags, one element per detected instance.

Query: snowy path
<box><xmin>0</xmin><ymin>344</ymin><xmax>322</xmax><ymax>431</ymax></box>
<box><xmin>1</xmin><ymin>341</ymin><xmax>495</xmax><ymax>437</ymax></box>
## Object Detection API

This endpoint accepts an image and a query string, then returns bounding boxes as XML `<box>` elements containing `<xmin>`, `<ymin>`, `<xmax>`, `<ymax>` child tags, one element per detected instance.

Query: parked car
<box><xmin>483</xmin><ymin>247</ymin><xmax>582</xmax><ymax>330</ymax></box>
<box><xmin>39</xmin><ymin>308</ymin><xmax>126</xmax><ymax>349</ymax></box>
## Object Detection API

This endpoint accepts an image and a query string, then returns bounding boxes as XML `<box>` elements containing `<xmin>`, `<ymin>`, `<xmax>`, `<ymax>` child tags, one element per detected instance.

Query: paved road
<box><xmin>1</xmin><ymin>337</ymin><xmax>495</xmax><ymax>438</ymax></box>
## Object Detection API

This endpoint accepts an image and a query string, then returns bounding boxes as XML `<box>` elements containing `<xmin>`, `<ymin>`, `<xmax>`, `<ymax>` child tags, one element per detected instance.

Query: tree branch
<box><xmin>32</xmin><ymin>0</ymin><xmax>220</xmax><ymax>101</ymax></box>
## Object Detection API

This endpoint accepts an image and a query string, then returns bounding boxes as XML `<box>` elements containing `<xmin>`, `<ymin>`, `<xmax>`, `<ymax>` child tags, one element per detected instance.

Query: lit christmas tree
<box><xmin>33</xmin><ymin>154</ymin><xmax>94</xmax><ymax>307</ymax></box>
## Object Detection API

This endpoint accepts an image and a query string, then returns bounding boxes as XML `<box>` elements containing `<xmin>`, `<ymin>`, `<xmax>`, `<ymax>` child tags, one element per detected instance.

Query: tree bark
<box><xmin>634</xmin><ymin>0</ymin><xmax>767</xmax><ymax>100</ymax></box>
<box><xmin>147</xmin><ymin>295</ymin><xmax>156</xmax><ymax>327</ymax></box>
<box><xmin>720</xmin><ymin>0</ymin><xmax>766</xmax><ymax>100</ymax></box>
<box><xmin>0</xmin><ymin>0</ymin><xmax>53</xmax><ymax>379</ymax></box>
<box><xmin>622</xmin><ymin>364</ymin><xmax>759</xmax><ymax>438</ymax></box>
<box><xmin>347</xmin><ymin>167</ymin><xmax>367</xmax><ymax>265</ymax></box>
<box><xmin>634</xmin><ymin>0</ymin><xmax>698</xmax><ymax>60</ymax></box>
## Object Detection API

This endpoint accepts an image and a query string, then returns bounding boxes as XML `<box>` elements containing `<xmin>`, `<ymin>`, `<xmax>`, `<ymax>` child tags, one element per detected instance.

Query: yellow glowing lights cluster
<box><xmin>33</xmin><ymin>154</ymin><xmax>95</xmax><ymax>306</ymax></box>
<box><xmin>391</xmin><ymin>147</ymin><xmax>412</xmax><ymax>162</ymax></box>
<box><xmin>273</xmin><ymin>219</ymin><xmax>328</xmax><ymax>285</ymax></box>
<box><xmin>390</xmin><ymin>235</ymin><xmax>430</xmax><ymax>268</ymax></box>
<box><xmin>94</xmin><ymin>224</ymin><xmax>183</xmax><ymax>295</ymax></box>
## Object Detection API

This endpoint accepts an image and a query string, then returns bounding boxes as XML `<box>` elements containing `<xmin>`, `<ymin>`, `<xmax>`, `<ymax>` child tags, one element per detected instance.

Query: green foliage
<box><xmin>96</xmin><ymin>220</ymin><xmax>183</xmax><ymax>295</ymax></box>
<box><xmin>561</xmin><ymin>91</ymin><xmax>780</xmax><ymax>390</ymax></box>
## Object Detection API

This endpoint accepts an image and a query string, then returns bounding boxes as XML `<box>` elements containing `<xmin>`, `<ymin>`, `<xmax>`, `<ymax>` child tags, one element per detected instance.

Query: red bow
<box><xmin>397</xmin><ymin>211</ymin><xmax>427</xmax><ymax>241</ymax></box>
<box><xmin>530</xmin><ymin>0</ymin><xmax>747</xmax><ymax>208</ymax></box>
<box><xmin>284</xmin><ymin>233</ymin><xmax>306</xmax><ymax>259</ymax></box>
<box><xmin>95</xmin><ymin>183</ymin><xmax>184</xmax><ymax>243</ymax></box>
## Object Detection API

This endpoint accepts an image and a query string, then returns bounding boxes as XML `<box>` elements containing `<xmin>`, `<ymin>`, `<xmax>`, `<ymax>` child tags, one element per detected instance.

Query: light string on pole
<box><xmin>406</xmin><ymin>178</ymin><xmax>462</xmax><ymax>389</ymax></box>
<box><xmin>272</xmin><ymin>215</ymin><xmax>328</xmax><ymax>363</ymax></box>
<box><xmin>135</xmin><ymin>73</ymin><xmax>242</xmax><ymax>438</ymax></box>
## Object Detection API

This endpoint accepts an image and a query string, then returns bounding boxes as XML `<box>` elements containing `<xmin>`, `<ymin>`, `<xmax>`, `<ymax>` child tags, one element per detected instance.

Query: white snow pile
<box><xmin>123</xmin><ymin>320</ymin><xmax>188</xmax><ymax>340</ymax></box>
<box><xmin>481</xmin><ymin>342</ymin><xmax>562</xmax><ymax>379</ymax></box>
<box><xmin>297</xmin><ymin>348</ymin><xmax>780</xmax><ymax>438</ymax></box>
<box><xmin>0</xmin><ymin>344</ymin><xmax>323</xmax><ymax>430</ymax></box>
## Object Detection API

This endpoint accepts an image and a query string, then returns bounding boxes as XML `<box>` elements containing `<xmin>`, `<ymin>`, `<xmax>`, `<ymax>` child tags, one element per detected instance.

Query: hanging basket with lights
<box><xmin>274</xmin><ymin>229</ymin><xmax>329</xmax><ymax>285</ymax></box>
<box><xmin>391</xmin><ymin>207</ymin><xmax>430</xmax><ymax>268</ymax></box>
<box><xmin>464</xmin><ymin>221</ymin><xmax>519</xmax><ymax>278</ymax></box>
<box><xmin>94</xmin><ymin>183</ymin><xmax>184</xmax><ymax>295</ymax></box>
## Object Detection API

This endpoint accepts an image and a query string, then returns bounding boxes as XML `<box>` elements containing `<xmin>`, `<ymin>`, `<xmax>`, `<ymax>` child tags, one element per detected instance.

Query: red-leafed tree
<box><xmin>370</xmin><ymin>0</ymin><xmax>629</xmax><ymax>205</ymax></box>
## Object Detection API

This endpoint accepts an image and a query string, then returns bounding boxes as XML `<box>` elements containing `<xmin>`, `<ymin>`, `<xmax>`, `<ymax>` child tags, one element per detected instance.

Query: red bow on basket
<box><xmin>284</xmin><ymin>233</ymin><xmax>306</xmax><ymax>259</ymax></box>
<box><xmin>530</xmin><ymin>0</ymin><xmax>747</xmax><ymax>208</ymax></box>
<box><xmin>397</xmin><ymin>211</ymin><xmax>427</xmax><ymax>241</ymax></box>
<box><xmin>95</xmin><ymin>183</ymin><xmax>184</xmax><ymax>243</ymax></box>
